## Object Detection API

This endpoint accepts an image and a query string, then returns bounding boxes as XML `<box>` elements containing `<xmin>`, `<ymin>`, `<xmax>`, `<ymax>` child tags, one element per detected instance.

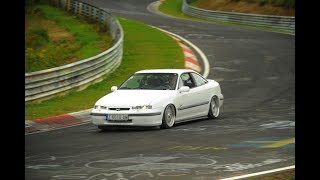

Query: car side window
<box><xmin>191</xmin><ymin>73</ymin><xmax>208</xmax><ymax>87</ymax></box>
<box><xmin>180</xmin><ymin>73</ymin><xmax>196</xmax><ymax>89</ymax></box>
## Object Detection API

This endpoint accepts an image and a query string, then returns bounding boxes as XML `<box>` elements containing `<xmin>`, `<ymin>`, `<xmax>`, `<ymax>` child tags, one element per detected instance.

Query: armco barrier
<box><xmin>182</xmin><ymin>0</ymin><xmax>295</xmax><ymax>34</ymax></box>
<box><xmin>25</xmin><ymin>0</ymin><xmax>124</xmax><ymax>102</ymax></box>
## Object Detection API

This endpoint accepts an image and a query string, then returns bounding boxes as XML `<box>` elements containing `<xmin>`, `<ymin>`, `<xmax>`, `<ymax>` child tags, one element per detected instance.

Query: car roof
<box><xmin>135</xmin><ymin>69</ymin><xmax>196</xmax><ymax>75</ymax></box>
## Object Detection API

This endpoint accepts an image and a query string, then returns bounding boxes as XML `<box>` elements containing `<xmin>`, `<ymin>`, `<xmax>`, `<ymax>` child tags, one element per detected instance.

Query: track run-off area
<box><xmin>25</xmin><ymin>0</ymin><xmax>295</xmax><ymax>179</ymax></box>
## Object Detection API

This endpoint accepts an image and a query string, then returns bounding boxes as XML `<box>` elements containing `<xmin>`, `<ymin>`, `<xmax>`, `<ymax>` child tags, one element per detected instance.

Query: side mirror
<box><xmin>111</xmin><ymin>86</ymin><xmax>118</xmax><ymax>92</ymax></box>
<box><xmin>179</xmin><ymin>86</ymin><xmax>190</xmax><ymax>93</ymax></box>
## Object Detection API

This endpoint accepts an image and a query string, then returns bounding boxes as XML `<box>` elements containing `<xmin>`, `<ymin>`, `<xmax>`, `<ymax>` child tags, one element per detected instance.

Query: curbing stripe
<box><xmin>184</xmin><ymin>51</ymin><xmax>196</xmax><ymax>58</ymax></box>
<box><xmin>185</xmin><ymin>61</ymin><xmax>201</xmax><ymax>72</ymax></box>
<box><xmin>179</xmin><ymin>43</ymin><xmax>190</xmax><ymax>49</ymax></box>
<box><xmin>151</xmin><ymin>26</ymin><xmax>210</xmax><ymax>78</ymax></box>
<box><xmin>185</xmin><ymin>57</ymin><xmax>200</xmax><ymax>66</ymax></box>
<box><xmin>25</xmin><ymin>111</ymin><xmax>91</xmax><ymax>135</ymax></box>
<box><xmin>176</xmin><ymin>39</ymin><xmax>201</xmax><ymax>73</ymax></box>
<box><xmin>182</xmin><ymin>47</ymin><xmax>196</xmax><ymax>55</ymax></box>
<box><xmin>25</xmin><ymin>121</ymin><xmax>91</xmax><ymax>135</ymax></box>
<box><xmin>33</xmin><ymin>114</ymin><xmax>80</xmax><ymax>125</ymax></box>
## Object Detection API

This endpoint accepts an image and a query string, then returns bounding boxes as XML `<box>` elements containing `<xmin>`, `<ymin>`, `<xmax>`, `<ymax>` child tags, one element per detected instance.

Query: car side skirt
<box><xmin>177</xmin><ymin>101</ymin><xmax>209</xmax><ymax>111</ymax></box>
<box><xmin>175</xmin><ymin>115</ymin><xmax>208</xmax><ymax>124</ymax></box>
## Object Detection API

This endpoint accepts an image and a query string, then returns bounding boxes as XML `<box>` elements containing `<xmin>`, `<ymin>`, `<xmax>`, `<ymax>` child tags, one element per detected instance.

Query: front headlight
<box><xmin>93</xmin><ymin>105</ymin><xmax>107</xmax><ymax>109</ymax></box>
<box><xmin>132</xmin><ymin>105</ymin><xmax>152</xmax><ymax>110</ymax></box>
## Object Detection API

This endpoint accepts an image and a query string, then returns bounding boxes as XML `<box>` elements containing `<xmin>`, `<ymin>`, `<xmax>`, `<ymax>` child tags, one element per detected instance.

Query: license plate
<box><xmin>106</xmin><ymin>114</ymin><xmax>129</xmax><ymax>121</ymax></box>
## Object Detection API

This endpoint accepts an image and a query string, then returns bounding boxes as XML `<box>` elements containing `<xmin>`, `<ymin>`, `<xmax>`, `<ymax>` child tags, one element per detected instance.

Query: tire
<box><xmin>160</xmin><ymin>104</ymin><xmax>176</xmax><ymax>129</ymax></box>
<box><xmin>208</xmin><ymin>96</ymin><xmax>220</xmax><ymax>119</ymax></box>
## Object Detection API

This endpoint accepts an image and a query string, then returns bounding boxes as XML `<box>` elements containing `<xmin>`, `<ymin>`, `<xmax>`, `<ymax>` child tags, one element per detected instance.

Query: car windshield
<box><xmin>119</xmin><ymin>73</ymin><xmax>178</xmax><ymax>90</ymax></box>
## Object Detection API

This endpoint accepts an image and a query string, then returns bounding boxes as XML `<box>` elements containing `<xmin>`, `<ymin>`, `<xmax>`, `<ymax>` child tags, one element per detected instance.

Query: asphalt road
<box><xmin>25</xmin><ymin>1</ymin><xmax>295</xmax><ymax>179</ymax></box>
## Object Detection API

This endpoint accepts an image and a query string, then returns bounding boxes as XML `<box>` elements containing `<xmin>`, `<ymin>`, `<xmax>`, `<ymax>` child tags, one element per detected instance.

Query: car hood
<box><xmin>95</xmin><ymin>90</ymin><xmax>175</xmax><ymax>107</ymax></box>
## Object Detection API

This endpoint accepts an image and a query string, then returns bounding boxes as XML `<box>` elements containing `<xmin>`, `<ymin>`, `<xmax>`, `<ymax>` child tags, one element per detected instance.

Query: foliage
<box><xmin>25</xmin><ymin>27</ymin><xmax>49</xmax><ymax>48</ymax></box>
<box><xmin>25</xmin><ymin>3</ymin><xmax>112</xmax><ymax>72</ymax></box>
<box><xmin>229</xmin><ymin>0</ymin><xmax>295</xmax><ymax>8</ymax></box>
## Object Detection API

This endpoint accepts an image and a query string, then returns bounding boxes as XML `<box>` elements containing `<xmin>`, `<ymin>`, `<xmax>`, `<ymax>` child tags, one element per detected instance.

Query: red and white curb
<box><xmin>25</xmin><ymin>27</ymin><xmax>209</xmax><ymax>135</ymax></box>
<box><xmin>25</xmin><ymin>109</ymin><xmax>91</xmax><ymax>135</ymax></box>
<box><xmin>153</xmin><ymin>26</ymin><xmax>210</xmax><ymax>78</ymax></box>
<box><xmin>170</xmin><ymin>36</ymin><xmax>201</xmax><ymax>73</ymax></box>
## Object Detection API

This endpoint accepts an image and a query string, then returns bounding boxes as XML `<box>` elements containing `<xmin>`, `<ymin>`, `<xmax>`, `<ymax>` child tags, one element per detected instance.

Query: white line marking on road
<box><xmin>219</xmin><ymin>165</ymin><xmax>295</xmax><ymax>180</ymax></box>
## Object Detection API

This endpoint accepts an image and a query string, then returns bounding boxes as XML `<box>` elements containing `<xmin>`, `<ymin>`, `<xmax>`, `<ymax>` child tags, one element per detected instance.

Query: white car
<box><xmin>90</xmin><ymin>69</ymin><xmax>223</xmax><ymax>129</ymax></box>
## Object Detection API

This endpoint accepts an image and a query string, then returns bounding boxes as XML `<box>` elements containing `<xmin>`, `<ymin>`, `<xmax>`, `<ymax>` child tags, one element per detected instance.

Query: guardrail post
<box><xmin>66</xmin><ymin>0</ymin><xmax>71</xmax><ymax>11</ymax></box>
<box><xmin>78</xmin><ymin>2</ymin><xmax>82</xmax><ymax>16</ymax></box>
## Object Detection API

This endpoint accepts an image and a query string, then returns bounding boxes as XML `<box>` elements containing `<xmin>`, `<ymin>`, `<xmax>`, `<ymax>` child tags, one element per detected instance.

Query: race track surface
<box><xmin>25</xmin><ymin>1</ymin><xmax>295</xmax><ymax>179</ymax></box>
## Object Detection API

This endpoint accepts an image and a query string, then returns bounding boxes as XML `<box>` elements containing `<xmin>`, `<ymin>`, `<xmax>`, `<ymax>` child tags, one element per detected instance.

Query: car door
<box><xmin>190</xmin><ymin>72</ymin><xmax>211</xmax><ymax>116</ymax></box>
<box><xmin>175</xmin><ymin>73</ymin><xmax>203</xmax><ymax>121</ymax></box>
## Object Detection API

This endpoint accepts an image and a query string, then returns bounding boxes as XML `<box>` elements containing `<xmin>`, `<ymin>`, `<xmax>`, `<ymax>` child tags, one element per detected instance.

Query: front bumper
<box><xmin>90</xmin><ymin>110</ymin><xmax>163</xmax><ymax>127</ymax></box>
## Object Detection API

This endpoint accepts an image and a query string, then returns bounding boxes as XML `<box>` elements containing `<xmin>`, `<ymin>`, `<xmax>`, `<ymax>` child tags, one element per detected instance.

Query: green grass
<box><xmin>40</xmin><ymin>5</ymin><xmax>99</xmax><ymax>46</ymax></box>
<box><xmin>158</xmin><ymin>0</ymin><xmax>205</xmax><ymax>21</ymax></box>
<box><xmin>25</xmin><ymin>17</ymin><xmax>184</xmax><ymax>120</ymax></box>
<box><xmin>25</xmin><ymin>4</ymin><xmax>112</xmax><ymax>72</ymax></box>
<box><xmin>158</xmin><ymin>0</ymin><xmax>294</xmax><ymax>35</ymax></box>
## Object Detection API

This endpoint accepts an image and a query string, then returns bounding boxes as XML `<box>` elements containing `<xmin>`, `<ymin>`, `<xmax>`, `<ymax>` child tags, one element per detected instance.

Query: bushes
<box><xmin>259</xmin><ymin>0</ymin><xmax>269</xmax><ymax>6</ymax></box>
<box><xmin>270</xmin><ymin>0</ymin><xmax>295</xmax><ymax>8</ymax></box>
<box><xmin>229</xmin><ymin>0</ymin><xmax>295</xmax><ymax>8</ymax></box>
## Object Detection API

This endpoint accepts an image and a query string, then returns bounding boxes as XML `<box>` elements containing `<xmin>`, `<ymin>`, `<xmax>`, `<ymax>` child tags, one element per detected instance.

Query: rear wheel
<box><xmin>208</xmin><ymin>96</ymin><xmax>220</xmax><ymax>119</ymax></box>
<box><xmin>160</xmin><ymin>104</ymin><xmax>176</xmax><ymax>129</ymax></box>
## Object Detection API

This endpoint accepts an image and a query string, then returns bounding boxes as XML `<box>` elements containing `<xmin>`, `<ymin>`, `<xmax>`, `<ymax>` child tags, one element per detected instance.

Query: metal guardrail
<box><xmin>182</xmin><ymin>0</ymin><xmax>295</xmax><ymax>34</ymax></box>
<box><xmin>25</xmin><ymin>0</ymin><xmax>124</xmax><ymax>102</ymax></box>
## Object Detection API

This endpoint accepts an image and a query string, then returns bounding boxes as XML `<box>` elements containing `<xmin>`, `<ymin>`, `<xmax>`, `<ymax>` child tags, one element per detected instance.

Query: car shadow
<box><xmin>94</xmin><ymin>116</ymin><xmax>227</xmax><ymax>133</ymax></box>
<box><xmin>97</xmin><ymin>126</ymin><xmax>160</xmax><ymax>133</ymax></box>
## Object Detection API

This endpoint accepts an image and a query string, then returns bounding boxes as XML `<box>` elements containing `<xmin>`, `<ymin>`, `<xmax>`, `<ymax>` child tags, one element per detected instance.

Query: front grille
<box><xmin>109</xmin><ymin>108</ymin><xmax>130</xmax><ymax>111</ymax></box>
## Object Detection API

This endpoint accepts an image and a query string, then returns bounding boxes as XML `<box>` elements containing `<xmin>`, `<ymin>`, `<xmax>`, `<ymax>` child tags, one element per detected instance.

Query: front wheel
<box><xmin>160</xmin><ymin>104</ymin><xmax>176</xmax><ymax>129</ymax></box>
<box><xmin>208</xmin><ymin>96</ymin><xmax>220</xmax><ymax>119</ymax></box>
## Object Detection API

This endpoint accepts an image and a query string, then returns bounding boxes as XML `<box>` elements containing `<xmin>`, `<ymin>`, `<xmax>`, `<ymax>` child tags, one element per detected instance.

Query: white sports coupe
<box><xmin>90</xmin><ymin>69</ymin><xmax>223</xmax><ymax>129</ymax></box>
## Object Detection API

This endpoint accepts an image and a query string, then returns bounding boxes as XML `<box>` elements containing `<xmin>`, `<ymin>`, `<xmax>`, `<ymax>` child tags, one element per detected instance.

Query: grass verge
<box><xmin>158</xmin><ymin>0</ymin><xmax>294</xmax><ymax>35</ymax></box>
<box><xmin>158</xmin><ymin>0</ymin><xmax>206</xmax><ymax>21</ymax></box>
<box><xmin>25</xmin><ymin>17</ymin><xmax>184</xmax><ymax>120</ymax></box>
<box><xmin>25</xmin><ymin>4</ymin><xmax>112</xmax><ymax>72</ymax></box>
